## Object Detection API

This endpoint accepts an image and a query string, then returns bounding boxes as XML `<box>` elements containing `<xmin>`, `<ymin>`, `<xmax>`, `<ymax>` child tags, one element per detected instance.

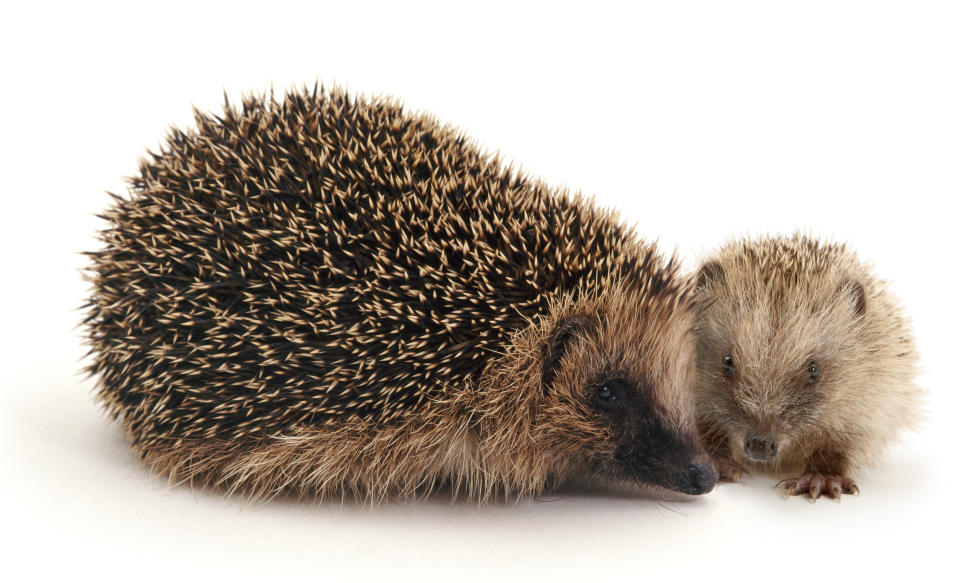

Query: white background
<box><xmin>2</xmin><ymin>1</ymin><xmax>957</xmax><ymax>580</ymax></box>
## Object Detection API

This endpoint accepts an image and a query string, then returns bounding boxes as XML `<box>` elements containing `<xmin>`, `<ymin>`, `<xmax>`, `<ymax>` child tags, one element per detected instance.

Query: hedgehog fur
<box><xmin>694</xmin><ymin>233</ymin><xmax>924</xmax><ymax>499</ymax></box>
<box><xmin>83</xmin><ymin>86</ymin><xmax>715</xmax><ymax>501</ymax></box>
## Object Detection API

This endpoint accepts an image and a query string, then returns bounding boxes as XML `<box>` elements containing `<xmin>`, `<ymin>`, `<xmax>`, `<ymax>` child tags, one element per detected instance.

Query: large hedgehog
<box><xmin>84</xmin><ymin>86</ymin><xmax>715</xmax><ymax>501</ymax></box>
<box><xmin>694</xmin><ymin>233</ymin><xmax>924</xmax><ymax>499</ymax></box>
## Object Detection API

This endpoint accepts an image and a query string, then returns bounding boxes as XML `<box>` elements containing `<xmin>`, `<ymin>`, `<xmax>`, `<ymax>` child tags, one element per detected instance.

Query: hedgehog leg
<box><xmin>699</xmin><ymin>430</ymin><xmax>747</xmax><ymax>483</ymax></box>
<box><xmin>780</xmin><ymin>472</ymin><xmax>859</xmax><ymax>501</ymax></box>
<box><xmin>712</xmin><ymin>454</ymin><xmax>748</xmax><ymax>483</ymax></box>
<box><xmin>779</xmin><ymin>450</ymin><xmax>858</xmax><ymax>501</ymax></box>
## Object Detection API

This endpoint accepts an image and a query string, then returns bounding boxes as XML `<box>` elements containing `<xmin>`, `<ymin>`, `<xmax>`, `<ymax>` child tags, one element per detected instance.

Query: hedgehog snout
<box><xmin>674</xmin><ymin>455</ymin><xmax>717</xmax><ymax>495</ymax></box>
<box><xmin>743</xmin><ymin>432</ymin><xmax>778</xmax><ymax>462</ymax></box>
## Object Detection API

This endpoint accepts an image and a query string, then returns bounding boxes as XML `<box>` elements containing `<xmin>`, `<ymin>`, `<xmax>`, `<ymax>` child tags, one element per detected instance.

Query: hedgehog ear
<box><xmin>542</xmin><ymin>313</ymin><xmax>596</xmax><ymax>391</ymax></box>
<box><xmin>843</xmin><ymin>280</ymin><xmax>867</xmax><ymax>317</ymax></box>
<box><xmin>697</xmin><ymin>260</ymin><xmax>725</xmax><ymax>288</ymax></box>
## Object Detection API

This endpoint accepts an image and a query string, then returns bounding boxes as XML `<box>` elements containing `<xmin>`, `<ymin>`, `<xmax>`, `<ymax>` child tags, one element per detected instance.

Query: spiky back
<box><xmin>719</xmin><ymin>235</ymin><xmax>860</xmax><ymax>288</ymax></box>
<box><xmin>85</xmin><ymin>87</ymin><xmax>680</xmax><ymax>447</ymax></box>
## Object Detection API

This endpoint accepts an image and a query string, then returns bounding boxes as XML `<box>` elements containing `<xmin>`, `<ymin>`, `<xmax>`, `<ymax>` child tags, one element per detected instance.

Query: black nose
<box><xmin>676</xmin><ymin>458</ymin><xmax>717</xmax><ymax>495</ymax></box>
<box><xmin>743</xmin><ymin>433</ymin><xmax>778</xmax><ymax>462</ymax></box>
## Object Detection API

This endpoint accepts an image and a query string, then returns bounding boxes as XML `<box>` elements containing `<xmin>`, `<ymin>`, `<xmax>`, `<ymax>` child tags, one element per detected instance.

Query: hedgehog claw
<box><xmin>781</xmin><ymin>472</ymin><xmax>858</xmax><ymax>500</ymax></box>
<box><xmin>829</xmin><ymin>483</ymin><xmax>842</xmax><ymax>500</ymax></box>
<box><xmin>808</xmin><ymin>480</ymin><xmax>822</xmax><ymax>500</ymax></box>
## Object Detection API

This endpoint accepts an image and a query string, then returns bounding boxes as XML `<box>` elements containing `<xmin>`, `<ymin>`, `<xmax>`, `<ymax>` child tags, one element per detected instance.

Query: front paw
<box><xmin>713</xmin><ymin>456</ymin><xmax>748</xmax><ymax>483</ymax></box>
<box><xmin>779</xmin><ymin>473</ymin><xmax>859</xmax><ymax>500</ymax></box>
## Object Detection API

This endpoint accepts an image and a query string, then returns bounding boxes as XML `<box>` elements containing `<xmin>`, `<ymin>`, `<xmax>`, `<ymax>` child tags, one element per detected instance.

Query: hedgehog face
<box><xmin>695</xmin><ymin>258</ymin><xmax>868</xmax><ymax>468</ymax></box>
<box><xmin>587</xmin><ymin>376</ymin><xmax>716</xmax><ymax>495</ymax></box>
<box><xmin>535</xmin><ymin>287</ymin><xmax>715</xmax><ymax>495</ymax></box>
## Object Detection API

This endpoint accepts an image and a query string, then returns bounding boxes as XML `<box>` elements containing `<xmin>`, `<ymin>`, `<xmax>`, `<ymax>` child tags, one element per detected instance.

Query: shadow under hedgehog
<box><xmin>83</xmin><ymin>86</ymin><xmax>716</xmax><ymax>502</ymax></box>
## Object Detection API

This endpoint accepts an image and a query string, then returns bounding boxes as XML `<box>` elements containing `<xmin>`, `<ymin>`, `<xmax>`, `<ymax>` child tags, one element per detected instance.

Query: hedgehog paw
<box><xmin>779</xmin><ymin>473</ymin><xmax>859</xmax><ymax>501</ymax></box>
<box><xmin>713</xmin><ymin>456</ymin><xmax>748</xmax><ymax>483</ymax></box>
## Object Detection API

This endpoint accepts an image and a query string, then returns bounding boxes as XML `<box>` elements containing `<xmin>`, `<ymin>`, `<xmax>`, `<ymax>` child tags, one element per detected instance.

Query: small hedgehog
<box><xmin>83</xmin><ymin>86</ymin><xmax>716</xmax><ymax>501</ymax></box>
<box><xmin>694</xmin><ymin>233</ymin><xmax>924</xmax><ymax>499</ymax></box>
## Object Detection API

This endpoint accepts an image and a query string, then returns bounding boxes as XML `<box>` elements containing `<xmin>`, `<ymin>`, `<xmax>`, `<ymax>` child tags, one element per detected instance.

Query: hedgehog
<box><xmin>693</xmin><ymin>233</ymin><xmax>924</xmax><ymax>500</ymax></box>
<box><xmin>82</xmin><ymin>86</ymin><xmax>717</xmax><ymax>502</ymax></box>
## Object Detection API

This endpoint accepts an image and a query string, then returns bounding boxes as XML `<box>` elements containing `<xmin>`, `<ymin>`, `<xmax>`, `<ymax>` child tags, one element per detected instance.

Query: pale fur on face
<box><xmin>695</xmin><ymin>233</ymin><xmax>924</xmax><ymax>473</ymax></box>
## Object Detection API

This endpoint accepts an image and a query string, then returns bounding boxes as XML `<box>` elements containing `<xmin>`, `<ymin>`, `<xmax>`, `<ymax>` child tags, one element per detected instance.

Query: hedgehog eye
<box><xmin>721</xmin><ymin>355</ymin><xmax>735</xmax><ymax>376</ymax></box>
<box><xmin>595</xmin><ymin>384</ymin><xmax>620</xmax><ymax>410</ymax></box>
<box><xmin>806</xmin><ymin>361</ymin><xmax>820</xmax><ymax>383</ymax></box>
